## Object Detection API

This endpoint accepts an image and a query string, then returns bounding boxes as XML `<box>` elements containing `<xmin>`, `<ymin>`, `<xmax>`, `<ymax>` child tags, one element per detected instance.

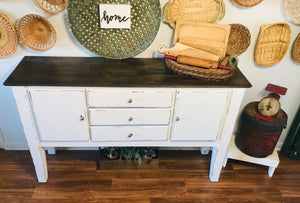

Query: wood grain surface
<box><xmin>3</xmin><ymin>56</ymin><xmax>251</xmax><ymax>88</ymax></box>
<box><xmin>0</xmin><ymin>149</ymin><xmax>299</xmax><ymax>202</ymax></box>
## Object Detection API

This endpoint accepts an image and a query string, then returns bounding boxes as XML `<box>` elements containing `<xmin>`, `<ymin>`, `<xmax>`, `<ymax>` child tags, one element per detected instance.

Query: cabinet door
<box><xmin>171</xmin><ymin>90</ymin><xmax>229</xmax><ymax>141</ymax></box>
<box><xmin>29</xmin><ymin>89</ymin><xmax>89</xmax><ymax>141</ymax></box>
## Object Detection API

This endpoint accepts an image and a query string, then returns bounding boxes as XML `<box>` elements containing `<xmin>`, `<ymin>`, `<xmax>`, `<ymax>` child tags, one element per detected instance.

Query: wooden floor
<box><xmin>0</xmin><ymin>149</ymin><xmax>299</xmax><ymax>203</ymax></box>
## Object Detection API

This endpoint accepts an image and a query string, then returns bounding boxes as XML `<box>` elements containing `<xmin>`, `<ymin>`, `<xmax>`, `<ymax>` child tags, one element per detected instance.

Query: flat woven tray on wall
<box><xmin>165</xmin><ymin>58</ymin><xmax>235</xmax><ymax>81</ymax></box>
<box><xmin>255</xmin><ymin>23</ymin><xmax>291</xmax><ymax>67</ymax></box>
<box><xmin>17</xmin><ymin>14</ymin><xmax>56</xmax><ymax>51</ymax></box>
<box><xmin>163</xmin><ymin>0</ymin><xmax>225</xmax><ymax>28</ymax></box>
<box><xmin>32</xmin><ymin>0</ymin><xmax>69</xmax><ymax>16</ymax></box>
<box><xmin>233</xmin><ymin>0</ymin><xmax>263</xmax><ymax>7</ymax></box>
<box><xmin>226</xmin><ymin>23</ymin><xmax>251</xmax><ymax>56</ymax></box>
<box><xmin>284</xmin><ymin>0</ymin><xmax>300</xmax><ymax>25</ymax></box>
<box><xmin>292</xmin><ymin>33</ymin><xmax>300</xmax><ymax>64</ymax></box>
<box><xmin>0</xmin><ymin>12</ymin><xmax>18</xmax><ymax>58</ymax></box>
<box><xmin>67</xmin><ymin>0</ymin><xmax>161</xmax><ymax>59</ymax></box>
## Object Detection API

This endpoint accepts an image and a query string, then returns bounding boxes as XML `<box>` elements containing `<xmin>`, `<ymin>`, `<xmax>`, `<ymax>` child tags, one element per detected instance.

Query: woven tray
<box><xmin>255</xmin><ymin>23</ymin><xmax>291</xmax><ymax>67</ymax></box>
<box><xmin>32</xmin><ymin>0</ymin><xmax>69</xmax><ymax>16</ymax></box>
<box><xmin>226</xmin><ymin>23</ymin><xmax>251</xmax><ymax>55</ymax></box>
<box><xmin>163</xmin><ymin>0</ymin><xmax>225</xmax><ymax>28</ymax></box>
<box><xmin>165</xmin><ymin>58</ymin><xmax>235</xmax><ymax>81</ymax></box>
<box><xmin>284</xmin><ymin>0</ymin><xmax>300</xmax><ymax>25</ymax></box>
<box><xmin>292</xmin><ymin>33</ymin><xmax>300</xmax><ymax>64</ymax></box>
<box><xmin>17</xmin><ymin>14</ymin><xmax>56</xmax><ymax>51</ymax></box>
<box><xmin>233</xmin><ymin>0</ymin><xmax>263</xmax><ymax>7</ymax></box>
<box><xmin>68</xmin><ymin>0</ymin><xmax>161</xmax><ymax>59</ymax></box>
<box><xmin>0</xmin><ymin>12</ymin><xmax>18</xmax><ymax>58</ymax></box>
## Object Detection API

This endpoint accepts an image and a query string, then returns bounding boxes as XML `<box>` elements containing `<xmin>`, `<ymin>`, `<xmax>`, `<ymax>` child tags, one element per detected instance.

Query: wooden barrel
<box><xmin>235</xmin><ymin>102</ymin><xmax>287</xmax><ymax>158</ymax></box>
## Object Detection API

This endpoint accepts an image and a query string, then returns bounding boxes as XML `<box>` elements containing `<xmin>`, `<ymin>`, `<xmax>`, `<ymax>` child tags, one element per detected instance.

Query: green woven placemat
<box><xmin>68</xmin><ymin>0</ymin><xmax>161</xmax><ymax>59</ymax></box>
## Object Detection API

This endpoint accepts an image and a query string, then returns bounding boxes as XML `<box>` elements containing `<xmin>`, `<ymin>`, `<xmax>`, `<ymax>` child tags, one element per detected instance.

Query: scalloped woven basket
<box><xmin>292</xmin><ymin>33</ymin><xmax>300</xmax><ymax>63</ymax></box>
<box><xmin>255</xmin><ymin>23</ymin><xmax>291</xmax><ymax>67</ymax></box>
<box><xmin>233</xmin><ymin>0</ymin><xmax>263</xmax><ymax>7</ymax></box>
<box><xmin>32</xmin><ymin>0</ymin><xmax>69</xmax><ymax>15</ymax></box>
<box><xmin>163</xmin><ymin>0</ymin><xmax>225</xmax><ymax>28</ymax></box>
<box><xmin>17</xmin><ymin>14</ymin><xmax>56</xmax><ymax>51</ymax></box>
<box><xmin>0</xmin><ymin>12</ymin><xmax>18</xmax><ymax>58</ymax></box>
<box><xmin>284</xmin><ymin>0</ymin><xmax>300</xmax><ymax>24</ymax></box>
<box><xmin>226</xmin><ymin>23</ymin><xmax>251</xmax><ymax>55</ymax></box>
<box><xmin>165</xmin><ymin>58</ymin><xmax>235</xmax><ymax>81</ymax></box>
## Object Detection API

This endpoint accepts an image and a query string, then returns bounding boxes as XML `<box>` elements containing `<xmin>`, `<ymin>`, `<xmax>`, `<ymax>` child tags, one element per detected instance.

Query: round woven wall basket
<box><xmin>233</xmin><ymin>0</ymin><xmax>263</xmax><ymax>7</ymax></box>
<box><xmin>17</xmin><ymin>14</ymin><xmax>56</xmax><ymax>51</ymax></box>
<box><xmin>0</xmin><ymin>12</ymin><xmax>18</xmax><ymax>58</ymax></box>
<box><xmin>165</xmin><ymin>59</ymin><xmax>235</xmax><ymax>81</ymax></box>
<box><xmin>32</xmin><ymin>0</ymin><xmax>69</xmax><ymax>16</ymax></box>
<box><xmin>284</xmin><ymin>0</ymin><xmax>300</xmax><ymax>25</ymax></box>
<box><xmin>226</xmin><ymin>23</ymin><xmax>251</xmax><ymax>55</ymax></box>
<box><xmin>292</xmin><ymin>33</ymin><xmax>300</xmax><ymax>64</ymax></box>
<box><xmin>163</xmin><ymin>0</ymin><xmax>225</xmax><ymax>28</ymax></box>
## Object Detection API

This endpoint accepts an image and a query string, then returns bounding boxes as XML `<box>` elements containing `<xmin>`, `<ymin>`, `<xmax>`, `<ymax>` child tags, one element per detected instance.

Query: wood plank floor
<box><xmin>0</xmin><ymin>149</ymin><xmax>299</xmax><ymax>203</ymax></box>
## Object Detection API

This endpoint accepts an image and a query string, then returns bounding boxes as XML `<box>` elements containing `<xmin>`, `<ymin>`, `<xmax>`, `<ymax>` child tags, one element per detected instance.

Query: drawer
<box><xmin>90</xmin><ymin>126</ymin><xmax>169</xmax><ymax>141</ymax></box>
<box><xmin>89</xmin><ymin>109</ymin><xmax>171</xmax><ymax>125</ymax></box>
<box><xmin>87</xmin><ymin>90</ymin><xmax>174</xmax><ymax>107</ymax></box>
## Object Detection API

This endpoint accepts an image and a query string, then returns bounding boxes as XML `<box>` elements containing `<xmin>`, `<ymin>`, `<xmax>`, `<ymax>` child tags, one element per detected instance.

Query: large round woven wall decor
<box><xmin>67</xmin><ymin>0</ymin><xmax>161</xmax><ymax>59</ymax></box>
<box><xmin>18</xmin><ymin>14</ymin><xmax>57</xmax><ymax>51</ymax></box>
<box><xmin>0</xmin><ymin>12</ymin><xmax>18</xmax><ymax>58</ymax></box>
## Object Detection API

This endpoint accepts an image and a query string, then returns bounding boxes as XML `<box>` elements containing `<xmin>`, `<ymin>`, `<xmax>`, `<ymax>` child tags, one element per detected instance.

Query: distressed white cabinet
<box><xmin>171</xmin><ymin>90</ymin><xmax>229</xmax><ymax>141</ymax></box>
<box><xmin>4</xmin><ymin>57</ymin><xmax>251</xmax><ymax>183</ymax></box>
<box><xmin>29</xmin><ymin>89</ymin><xmax>89</xmax><ymax>141</ymax></box>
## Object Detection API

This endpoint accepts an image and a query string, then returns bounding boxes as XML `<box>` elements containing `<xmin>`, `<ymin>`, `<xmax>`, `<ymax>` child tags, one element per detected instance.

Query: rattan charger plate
<box><xmin>284</xmin><ymin>0</ymin><xmax>300</xmax><ymax>25</ymax></box>
<box><xmin>233</xmin><ymin>0</ymin><xmax>263</xmax><ymax>7</ymax></box>
<box><xmin>165</xmin><ymin>59</ymin><xmax>235</xmax><ymax>81</ymax></box>
<box><xmin>18</xmin><ymin>14</ymin><xmax>56</xmax><ymax>51</ymax></box>
<box><xmin>292</xmin><ymin>33</ymin><xmax>300</xmax><ymax>64</ymax></box>
<box><xmin>163</xmin><ymin>0</ymin><xmax>225</xmax><ymax>28</ymax></box>
<box><xmin>32</xmin><ymin>0</ymin><xmax>69</xmax><ymax>16</ymax></box>
<box><xmin>226</xmin><ymin>23</ymin><xmax>251</xmax><ymax>55</ymax></box>
<box><xmin>0</xmin><ymin>12</ymin><xmax>18</xmax><ymax>58</ymax></box>
<box><xmin>68</xmin><ymin>0</ymin><xmax>161</xmax><ymax>59</ymax></box>
<box><xmin>255</xmin><ymin>23</ymin><xmax>291</xmax><ymax>67</ymax></box>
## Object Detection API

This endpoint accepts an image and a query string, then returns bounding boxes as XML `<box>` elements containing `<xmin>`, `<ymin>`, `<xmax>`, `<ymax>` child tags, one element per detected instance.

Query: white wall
<box><xmin>0</xmin><ymin>0</ymin><xmax>299</xmax><ymax>149</ymax></box>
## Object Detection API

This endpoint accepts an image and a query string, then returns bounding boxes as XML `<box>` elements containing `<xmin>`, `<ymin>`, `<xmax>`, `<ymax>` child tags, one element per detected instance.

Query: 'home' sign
<box><xmin>99</xmin><ymin>4</ymin><xmax>131</xmax><ymax>29</ymax></box>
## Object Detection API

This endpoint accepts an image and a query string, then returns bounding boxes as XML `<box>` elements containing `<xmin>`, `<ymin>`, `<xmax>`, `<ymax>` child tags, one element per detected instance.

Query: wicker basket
<box><xmin>163</xmin><ymin>0</ymin><xmax>224</xmax><ymax>28</ymax></box>
<box><xmin>17</xmin><ymin>14</ymin><xmax>56</xmax><ymax>51</ymax></box>
<box><xmin>292</xmin><ymin>33</ymin><xmax>300</xmax><ymax>64</ymax></box>
<box><xmin>0</xmin><ymin>12</ymin><xmax>18</xmax><ymax>58</ymax></box>
<box><xmin>226</xmin><ymin>23</ymin><xmax>251</xmax><ymax>55</ymax></box>
<box><xmin>255</xmin><ymin>23</ymin><xmax>291</xmax><ymax>67</ymax></box>
<box><xmin>284</xmin><ymin>0</ymin><xmax>300</xmax><ymax>25</ymax></box>
<box><xmin>233</xmin><ymin>0</ymin><xmax>263</xmax><ymax>7</ymax></box>
<box><xmin>32</xmin><ymin>0</ymin><xmax>68</xmax><ymax>16</ymax></box>
<box><xmin>165</xmin><ymin>58</ymin><xmax>235</xmax><ymax>81</ymax></box>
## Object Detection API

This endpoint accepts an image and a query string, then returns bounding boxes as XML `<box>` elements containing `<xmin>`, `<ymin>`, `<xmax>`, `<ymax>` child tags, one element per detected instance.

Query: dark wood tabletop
<box><xmin>4</xmin><ymin>56</ymin><xmax>251</xmax><ymax>88</ymax></box>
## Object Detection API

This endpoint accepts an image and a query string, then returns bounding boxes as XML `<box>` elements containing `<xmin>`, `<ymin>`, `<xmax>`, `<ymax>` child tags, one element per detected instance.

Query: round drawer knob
<box><xmin>176</xmin><ymin>116</ymin><xmax>180</xmax><ymax>121</ymax></box>
<box><xmin>128</xmin><ymin>116</ymin><xmax>133</xmax><ymax>121</ymax></box>
<box><xmin>128</xmin><ymin>133</ymin><xmax>133</xmax><ymax>138</ymax></box>
<box><xmin>128</xmin><ymin>98</ymin><xmax>133</xmax><ymax>103</ymax></box>
<box><xmin>80</xmin><ymin>115</ymin><xmax>85</xmax><ymax>121</ymax></box>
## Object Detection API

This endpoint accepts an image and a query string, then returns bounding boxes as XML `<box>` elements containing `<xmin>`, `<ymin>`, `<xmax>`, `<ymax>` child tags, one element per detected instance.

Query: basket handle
<box><xmin>158</xmin><ymin>45</ymin><xmax>167</xmax><ymax>54</ymax></box>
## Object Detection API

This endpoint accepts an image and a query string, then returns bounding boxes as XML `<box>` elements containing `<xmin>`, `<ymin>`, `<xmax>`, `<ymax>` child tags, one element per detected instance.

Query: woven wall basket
<box><xmin>226</xmin><ymin>23</ymin><xmax>251</xmax><ymax>55</ymax></box>
<box><xmin>32</xmin><ymin>0</ymin><xmax>69</xmax><ymax>16</ymax></box>
<box><xmin>284</xmin><ymin>0</ymin><xmax>300</xmax><ymax>25</ymax></box>
<box><xmin>165</xmin><ymin>58</ymin><xmax>235</xmax><ymax>81</ymax></box>
<box><xmin>255</xmin><ymin>23</ymin><xmax>291</xmax><ymax>67</ymax></box>
<box><xmin>17</xmin><ymin>14</ymin><xmax>56</xmax><ymax>51</ymax></box>
<box><xmin>233</xmin><ymin>0</ymin><xmax>263</xmax><ymax>7</ymax></box>
<box><xmin>163</xmin><ymin>0</ymin><xmax>225</xmax><ymax>28</ymax></box>
<box><xmin>292</xmin><ymin>33</ymin><xmax>300</xmax><ymax>64</ymax></box>
<box><xmin>0</xmin><ymin>12</ymin><xmax>18</xmax><ymax>58</ymax></box>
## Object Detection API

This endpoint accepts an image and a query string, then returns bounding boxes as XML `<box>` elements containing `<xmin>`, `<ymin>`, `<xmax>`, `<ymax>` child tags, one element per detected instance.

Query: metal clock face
<box><xmin>258</xmin><ymin>97</ymin><xmax>280</xmax><ymax>117</ymax></box>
